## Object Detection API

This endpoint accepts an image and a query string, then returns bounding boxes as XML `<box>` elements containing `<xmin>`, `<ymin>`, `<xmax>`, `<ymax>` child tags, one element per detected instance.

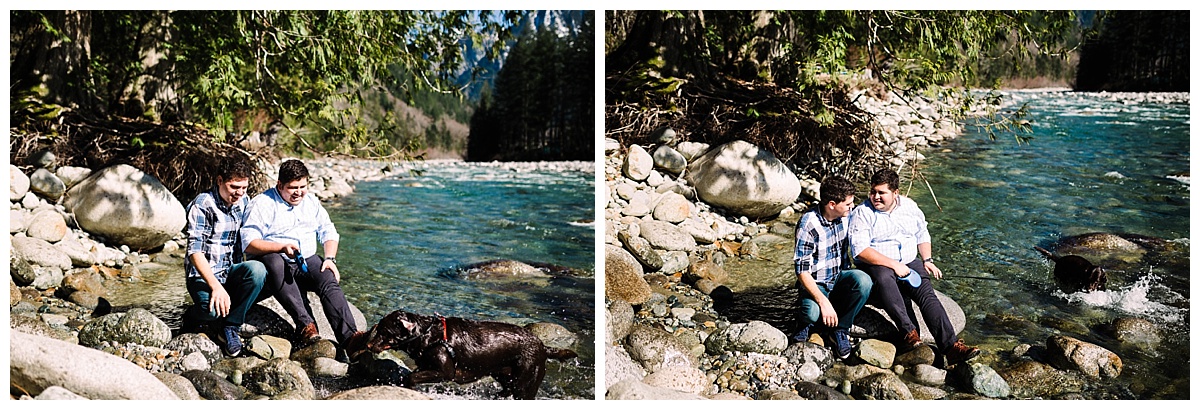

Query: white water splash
<box><xmin>1057</xmin><ymin>270</ymin><xmax>1187</xmax><ymax>325</ymax></box>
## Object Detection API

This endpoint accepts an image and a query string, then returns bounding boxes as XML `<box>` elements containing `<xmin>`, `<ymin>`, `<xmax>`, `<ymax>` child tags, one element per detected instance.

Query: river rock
<box><xmin>155</xmin><ymin>372</ymin><xmax>203</xmax><ymax>400</ymax></box>
<box><xmin>857</xmin><ymin>338</ymin><xmax>897</xmax><ymax>369</ymax></box>
<box><xmin>851</xmin><ymin>289</ymin><xmax>966</xmax><ymax>344</ymax></box>
<box><xmin>780</xmin><ymin>341</ymin><xmax>836</xmax><ymax>377</ymax></box>
<box><xmin>605</xmin><ymin>244</ymin><xmax>652</xmax><ymax>305</ymax></box>
<box><xmin>29</xmin><ymin>168</ymin><xmax>67</xmax><ymax>201</ymax></box>
<box><xmin>606</xmin><ymin>378</ymin><xmax>708</xmax><ymax>400</ymax></box>
<box><xmin>56</xmin><ymin>165</ymin><xmax>93</xmax><ymax>189</ymax></box>
<box><xmin>243</xmin><ymin>357</ymin><xmax>314</xmax><ymax>399</ymax></box>
<box><xmin>677</xmin><ymin>218</ymin><xmax>719</xmax><ymax>244</ymax></box>
<box><xmin>650</xmin><ymin>126</ymin><xmax>678</xmax><ymax>144</ymax></box>
<box><xmin>955</xmin><ymin>362</ymin><xmax>1010</xmax><ymax>398</ymax></box>
<box><xmin>756</xmin><ymin>389</ymin><xmax>803</xmax><ymax>400</ymax></box>
<box><xmin>63</xmin><ymin>164</ymin><xmax>186</xmax><ymax>250</ymax></box>
<box><xmin>1046</xmin><ymin>335</ymin><xmax>1123</xmax><ymax>379</ymax></box>
<box><xmin>619</xmin><ymin>229</ymin><xmax>665</xmax><ymax>271</ymax></box>
<box><xmin>624</xmin><ymin>324</ymin><xmax>697</xmax><ymax>373</ymax></box>
<box><xmin>639</xmin><ymin>219</ymin><xmax>697</xmax><ymax>251</ymax></box>
<box><xmin>165</xmin><ymin>333</ymin><xmax>224</xmax><ymax>366</ymax></box>
<box><xmin>1109</xmin><ymin>317</ymin><xmax>1161</xmax><ymax>347</ymax></box>
<box><xmin>181</xmin><ymin>369</ymin><xmax>248</xmax><ymax>400</ymax></box>
<box><xmin>852</xmin><ymin>372</ymin><xmax>913</xmax><ymax>400</ymax></box>
<box><xmin>78</xmin><ymin>308</ymin><xmax>173</xmax><ymax>348</ymax></box>
<box><xmin>10</xmin><ymin>277</ymin><xmax>20</xmax><ymax>306</ymax></box>
<box><xmin>10</xmin><ymin>315</ymin><xmax>77</xmax><ymax>344</ymax></box>
<box><xmin>997</xmin><ymin>359</ymin><xmax>1087</xmax><ymax>398</ymax></box>
<box><xmin>685</xmin><ymin>140</ymin><xmax>801</xmax><ymax>218</ymax></box>
<box><xmin>326</xmin><ymin>385</ymin><xmax>431</xmax><ymax>400</ymax></box>
<box><xmin>643</xmin><ymin>364</ymin><xmax>709</xmax><ymax>394</ymax></box>
<box><xmin>895</xmin><ymin>344</ymin><xmax>935</xmax><ymax>367</ymax></box>
<box><xmin>247</xmin><ymin>335</ymin><xmax>292</xmax><ymax>360</ymax></box>
<box><xmin>247</xmin><ymin>294</ymin><xmax>368</xmax><ymax>343</ymax></box>
<box><xmin>652</xmin><ymin>191</ymin><xmax>691</xmax><ymax>223</ymax></box>
<box><xmin>11</xmin><ymin>235</ymin><xmax>73</xmax><ymax>270</ymax></box>
<box><xmin>674</xmin><ymin>141</ymin><xmax>710</xmax><ymax>161</ymax></box>
<box><xmin>54</xmin><ymin>238</ymin><xmax>100</xmax><ymax>267</ymax></box>
<box><xmin>906</xmin><ymin>382</ymin><xmax>949</xmax><ymax>400</ymax></box>
<box><xmin>906</xmin><ymin>363</ymin><xmax>947</xmax><ymax>386</ymax></box>
<box><xmin>11</xmin><ymin>164</ymin><xmax>30</xmax><ymax>201</ymax></box>
<box><xmin>794</xmin><ymin>381</ymin><xmax>850</xmax><ymax>399</ymax></box>
<box><xmin>624</xmin><ymin>145</ymin><xmax>654</xmax><ymax>181</ymax></box>
<box><xmin>659</xmin><ymin>251</ymin><xmax>690</xmax><ymax>274</ymax></box>
<box><xmin>292</xmin><ymin>339</ymin><xmax>337</xmax><ymax>362</ymax></box>
<box><xmin>61</xmin><ymin>270</ymin><xmax>107</xmax><ymax>297</ymax></box>
<box><xmin>11</xmin><ymin>330</ymin><xmax>180</xmax><ymax>399</ymax></box>
<box><xmin>652</xmin><ymin>145</ymin><xmax>687</xmax><ymax>175</ymax></box>
<box><xmin>33</xmin><ymin>385</ymin><xmax>88</xmax><ymax>400</ymax></box>
<box><xmin>308</xmin><ymin>357</ymin><xmax>348</xmax><ymax>377</ymax></box>
<box><xmin>11</xmin><ymin>209</ymin><xmax>29</xmax><ymax>233</ymax></box>
<box><xmin>525</xmin><ymin>322</ymin><xmax>578</xmax><ymax>350</ymax></box>
<box><xmin>607</xmin><ymin>299</ymin><xmax>635</xmax><ymax>344</ymax></box>
<box><xmin>704</xmin><ymin>320</ymin><xmax>787</xmax><ymax>355</ymax></box>
<box><xmin>26</xmin><ymin>210</ymin><xmax>68</xmax><ymax>243</ymax></box>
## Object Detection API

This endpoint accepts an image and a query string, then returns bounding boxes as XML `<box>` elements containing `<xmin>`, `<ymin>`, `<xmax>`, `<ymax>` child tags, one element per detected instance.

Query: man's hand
<box><xmin>280</xmin><ymin>243</ymin><xmax>300</xmax><ymax>258</ymax></box>
<box><xmin>817</xmin><ymin>298</ymin><xmax>839</xmax><ymax>328</ymax></box>
<box><xmin>209</xmin><ymin>285</ymin><xmax>231</xmax><ymax>317</ymax></box>
<box><xmin>323</xmin><ymin>259</ymin><xmax>340</xmax><ymax>282</ymax></box>
<box><xmin>925</xmin><ymin>261</ymin><xmax>943</xmax><ymax>280</ymax></box>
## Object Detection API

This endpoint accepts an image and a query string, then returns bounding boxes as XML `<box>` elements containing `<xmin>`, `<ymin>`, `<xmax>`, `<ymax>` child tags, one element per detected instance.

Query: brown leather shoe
<box><xmin>297</xmin><ymin>322</ymin><xmax>321</xmax><ymax>345</ymax></box>
<box><xmin>900</xmin><ymin>329</ymin><xmax>923</xmax><ymax>351</ymax></box>
<box><xmin>341</xmin><ymin>331</ymin><xmax>370</xmax><ymax>355</ymax></box>
<box><xmin>944</xmin><ymin>339</ymin><xmax>981</xmax><ymax>365</ymax></box>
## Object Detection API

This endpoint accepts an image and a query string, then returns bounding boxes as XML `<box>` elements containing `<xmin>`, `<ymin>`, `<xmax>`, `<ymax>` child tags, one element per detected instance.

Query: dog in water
<box><xmin>1034</xmin><ymin>246</ymin><xmax>1107</xmax><ymax>293</ymax></box>
<box><xmin>362</xmin><ymin>309</ymin><xmax>577</xmax><ymax>399</ymax></box>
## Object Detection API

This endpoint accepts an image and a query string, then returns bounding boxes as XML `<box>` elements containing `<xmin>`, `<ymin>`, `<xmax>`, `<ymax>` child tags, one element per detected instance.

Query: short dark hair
<box><xmin>218</xmin><ymin>156</ymin><xmax>255</xmax><ymax>182</ymax></box>
<box><xmin>278</xmin><ymin>159</ymin><xmax>310</xmax><ymax>185</ymax></box>
<box><xmin>870</xmin><ymin>168</ymin><xmax>900</xmax><ymax>192</ymax></box>
<box><xmin>819</xmin><ymin>176</ymin><xmax>856</xmax><ymax>206</ymax></box>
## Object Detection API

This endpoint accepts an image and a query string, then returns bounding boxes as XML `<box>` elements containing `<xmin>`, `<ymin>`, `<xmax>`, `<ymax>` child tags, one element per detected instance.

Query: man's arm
<box><xmin>322</xmin><ymin>239</ymin><xmax>340</xmax><ymax>282</ymax></box>
<box><xmin>796</xmin><ymin>269</ymin><xmax>837</xmax><ymax>327</ymax></box>
<box><xmin>853</xmin><ymin>246</ymin><xmax>912</xmax><ymax>278</ymax></box>
<box><xmin>187</xmin><ymin>253</ymin><xmax>231</xmax><ymax>317</ymax></box>
<box><xmin>241</xmin><ymin>196</ymin><xmax>299</xmax><ymax>257</ymax></box>
<box><xmin>918</xmin><ymin>242</ymin><xmax>941</xmax><ymax>279</ymax></box>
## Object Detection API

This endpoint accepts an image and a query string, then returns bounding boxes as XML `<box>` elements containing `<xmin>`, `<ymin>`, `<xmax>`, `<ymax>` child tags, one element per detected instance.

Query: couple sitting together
<box><xmin>793</xmin><ymin>169</ymin><xmax>980</xmax><ymax>368</ymax></box>
<box><xmin>182</xmin><ymin>157</ymin><xmax>366</xmax><ymax>358</ymax></box>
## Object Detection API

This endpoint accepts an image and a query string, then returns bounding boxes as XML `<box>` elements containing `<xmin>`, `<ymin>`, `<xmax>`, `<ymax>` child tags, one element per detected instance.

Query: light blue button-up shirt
<box><xmin>848</xmin><ymin>195</ymin><xmax>930</xmax><ymax>265</ymax></box>
<box><xmin>240</xmin><ymin>187</ymin><xmax>339</xmax><ymax>258</ymax></box>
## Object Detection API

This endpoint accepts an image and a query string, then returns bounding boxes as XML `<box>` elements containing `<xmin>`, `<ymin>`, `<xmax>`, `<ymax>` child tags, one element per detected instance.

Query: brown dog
<box><xmin>1035</xmin><ymin>246</ymin><xmax>1107</xmax><ymax>293</ymax></box>
<box><xmin>363</xmin><ymin>309</ymin><xmax>577</xmax><ymax>399</ymax></box>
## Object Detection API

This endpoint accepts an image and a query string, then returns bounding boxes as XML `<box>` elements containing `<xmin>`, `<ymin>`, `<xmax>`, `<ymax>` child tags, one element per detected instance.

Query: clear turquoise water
<box><xmin>910</xmin><ymin>90</ymin><xmax>1190</xmax><ymax>399</ymax></box>
<box><xmin>327</xmin><ymin>162</ymin><xmax>596</xmax><ymax>399</ymax></box>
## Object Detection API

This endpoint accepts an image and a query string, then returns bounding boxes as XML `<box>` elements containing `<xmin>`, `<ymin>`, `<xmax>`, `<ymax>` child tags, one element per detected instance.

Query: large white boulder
<box><xmin>11</xmin><ymin>164</ymin><xmax>30</xmax><ymax>201</ymax></box>
<box><xmin>685</xmin><ymin>140</ymin><xmax>801</xmax><ymax>218</ymax></box>
<box><xmin>10</xmin><ymin>330</ymin><xmax>180</xmax><ymax>399</ymax></box>
<box><xmin>63</xmin><ymin>164</ymin><xmax>186</xmax><ymax>250</ymax></box>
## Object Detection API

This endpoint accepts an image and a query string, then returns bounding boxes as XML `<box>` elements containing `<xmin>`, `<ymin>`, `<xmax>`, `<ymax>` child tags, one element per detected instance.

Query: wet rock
<box><xmin>11</xmin><ymin>164</ymin><xmax>30</xmax><ymax>200</ymax></box>
<box><xmin>625</xmin><ymin>324</ymin><xmax>698</xmax><ymax>373</ymax></box>
<box><xmin>606</xmin><ymin>378</ymin><xmax>708</xmax><ymax>400</ymax></box>
<box><xmin>652</xmin><ymin>191</ymin><xmax>691</xmax><ymax>223</ymax></box>
<box><xmin>643</xmin><ymin>364</ymin><xmax>709</xmax><ymax>394</ymax></box>
<box><xmin>998</xmin><ymin>359</ymin><xmax>1087</xmax><ymax>399</ymax></box>
<box><xmin>685</xmin><ymin>258</ymin><xmax>728</xmax><ymax>285</ymax></box>
<box><xmin>26</xmin><ymin>210</ymin><xmax>68</xmax><ymax>243</ymax></box>
<box><xmin>66</xmin><ymin>291</ymin><xmax>105</xmax><ymax>311</ymax></box>
<box><xmin>794</xmin><ymin>381</ymin><xmax>850</xmax><ymax>399</ymax></box>
<box><xmin>704</xmin><ymin>320</ymin><xmax>787</xmax><ymax>355</ymax></box>
<box><xmin>852</xmin><ymin>372</ymin><xmax>913</xmax><ymax>400</ymax></box>
<box><xmin>326</xmin><ymin>385</ymin><xmax>431</xmax><ymax>400</ymax></box>
<box><xmin>243</xmin><ymin>358</ymin><xmax>314</xmax><ymax>399</ymax></box>
<box><xmin>856</xmin><ymin>338</ymin><xmax>896</xmax><ymax>369</ymax></box>
<box><xmin>894</xmin><ymin>344</ymin><xmax>935</xmax><ymax>367</ymax></box>
<box><xmin>619</xmin><ymin>230</ymin><xmax>664</xmax><ymax>271</ymax></box>
<box><xmin>906</xmin><ymin>382</ymin><xmax>948</xmax><ymax>400</ymax></box>
<box><xmin>155</xmin><ymin>372</ymin><xmax>202</xmax><ymax>400</ymax></box>
<box><xmin>11</xmin><ymin>330</ymin><xmax>180</xmax><ymax>399</ymax></box>
<box><xmin>955</xmin><ymin>362</ymin><xmax>1010</xmax><ymax>398</ymax></box>
<box><xmin>623</xmin><ymin>145</ymin><xmax>654</xmax><ymax>181</ymax></box>
<box><xmin>905</xmin><ymin>363</ymin><xmax>947</xmax><ymax>386</ymax></box>
<box><xmin>605</xmin><ymin>244</ymin><xmax>652</xmax><ymax>305</ymax></box>
<box><xmin>1108</xmin><ymin>317</ymin><xmax>1161</xmax><ymax>347</ymax></box>
<box><xmin>246</xmin><ymin>335</ymin><xmax>292</xmax><ymax>360</ymax></box>
<box><xmin>351</xmin><ymin>349</ymin><xmax>414</xmax><ymax>386</ymax></box>
<box><xmin>526</xmin><ymin>322</ymin><xmax>578</xmax><ymax>350</ymax></box>
<box><xmin>756</xmin><ymin>389</ymin><xmax>802</xmax><ymax>400</ymax></box>
<box><xmin>1046</xmin><ymin>335</ymin><xmax>1123</xmax><ymax>379</ymax></box>
<box><xmin>181</xmin><ymin>369</ymin><xmax>247</xmax><ymax>400</ymax></box>
<box><xmin>64</xmin><ymin>164</ymin><xmax>186</xmax><ymax>250</ymax></box>
<box><xmin>686</xmin><ymin>140</ymin><xmax>801</xmax><ymax>219</ymax></box>
<box><xmin>61</xmin><ymin>270</ymin><xmax>107</xmax><ymax>297</ymax></box>
<box><xmin>78</xmin><ymin>308</ymin><xmax>173</xmax><ymax>348</ymax></box>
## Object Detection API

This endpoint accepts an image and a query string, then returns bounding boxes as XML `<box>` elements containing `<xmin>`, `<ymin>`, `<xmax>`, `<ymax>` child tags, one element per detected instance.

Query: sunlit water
<box><xmin>720</xmin><ymin>90</ymin><xmax>1190</xmax><ymax>399</ymax></box>
<box><xmin>327</xmin><ymin>161</ymin><xmax>596</xmax><ymax>399</ymax></box>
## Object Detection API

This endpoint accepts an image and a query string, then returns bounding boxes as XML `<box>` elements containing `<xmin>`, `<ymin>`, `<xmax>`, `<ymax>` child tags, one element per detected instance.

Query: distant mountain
<box><xmin>455</xmin><ymin>10</ymin><xmax>590</xmax><ymax>102</ymax></box>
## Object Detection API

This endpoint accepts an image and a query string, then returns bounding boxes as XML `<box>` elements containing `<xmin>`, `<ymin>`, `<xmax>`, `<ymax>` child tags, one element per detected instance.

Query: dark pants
<box><xmin>186</xmin><ymin>261</ymin><xmax>268</xmax><ymax>327</ymax></box>
<box><xmin>862</xmin><ymin>259</ymin><xmax>957</xmax><ymax>353</ymax></box>
<box><xmin>797</xmin><ymin>269</ymin><xmax>873</xmax><ymax>332</ymax></box>
<box><xmin>258</xmin><ymin>253</ymin><xmax>358</xmax><ymax>345</ymax></box>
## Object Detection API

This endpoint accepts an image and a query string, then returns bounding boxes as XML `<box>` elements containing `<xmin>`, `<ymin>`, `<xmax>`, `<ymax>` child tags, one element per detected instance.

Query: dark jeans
<box><xmin>862</xmin><ymin>259</ymin><xmax>957</xmax><ymax>353</ymax></box>
<box><xmin>257</xmin><ymin>252</ymin><xmax>358</xmax><ymax>345</ymax></box>
<box><xmin>186</xmin><ymin>261</ymin><xmax>268</xmax><ymax>327</ymax></box>
<box><xmin>797</xmin><ymin>269</ymin><xmax>873</xmax><ymax>332</ymax></box>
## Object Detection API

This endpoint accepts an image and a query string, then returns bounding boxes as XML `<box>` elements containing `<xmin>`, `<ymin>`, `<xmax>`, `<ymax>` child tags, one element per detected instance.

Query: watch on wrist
<box><xmin>923</xmin><ymin>257</ymin><xmax>934</xmax><ymax>263</ymax></box>
<box><xmin>327</xmin><ymin>257</ymin><xmax>337</xmax><ymax>263</ymax></box>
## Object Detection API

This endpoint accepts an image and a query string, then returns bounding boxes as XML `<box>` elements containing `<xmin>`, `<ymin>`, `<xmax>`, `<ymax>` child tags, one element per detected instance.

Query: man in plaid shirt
<box><xmin>793</xmin><ymin>176</ymin><xmax>872</xmax><ymax>360</ymax></box>
<box><xmin>183</xmin><ymin>156</ymin><xmax>270</xmax><ymax>357</ymax></box>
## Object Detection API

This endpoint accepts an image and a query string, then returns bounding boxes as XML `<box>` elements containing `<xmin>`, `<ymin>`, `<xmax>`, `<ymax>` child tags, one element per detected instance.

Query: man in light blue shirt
<box><xmin>849</xmin><ymin>168</ymin><xmax>979</xmax><ymax>368</ymax></box>
<box><xmin>242</xmin><ymin>159</ymin><xmax>364</xmax><ymax>354</ymax></box>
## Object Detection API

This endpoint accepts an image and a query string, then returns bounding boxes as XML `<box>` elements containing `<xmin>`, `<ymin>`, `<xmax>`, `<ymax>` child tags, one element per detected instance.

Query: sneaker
<box><xmin>830</xmin><ymin>329</ymin><xmax>853</xmax><ymax>360</ymax></box>
<box><xmin>218</xmin><ymin>325</ymin><xmax>243</xmax><ymax>357</ymax></box>
<box><xmin>944</xmin><ymin>339</ymin><xmax>981</xmax><ymax>366</ymax></box>
<box><xmin>900</xmin><ymin>329</ymin><xmax>923</xmax><ymax>351</ymax></box>
<box><xmin>296</xmin><ymin>322</ymin><xmax>322</xmax><ymax>346</ymax></box>
<box><xmin>791</xmin><ymin>324</ymin><xmax>813</xmax><ymax>344</ymax></box>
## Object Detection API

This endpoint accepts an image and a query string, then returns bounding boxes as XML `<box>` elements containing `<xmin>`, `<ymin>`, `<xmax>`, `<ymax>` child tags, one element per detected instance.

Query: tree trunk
<box><xmin>11</xmin><ymin>11</ymin><xmax>95</xmax><ymax>111</ymax></box>
<box><xmin>118</xmin><ymin>11</ymin><xmax>179</xmax><ymax>121</ymax></box>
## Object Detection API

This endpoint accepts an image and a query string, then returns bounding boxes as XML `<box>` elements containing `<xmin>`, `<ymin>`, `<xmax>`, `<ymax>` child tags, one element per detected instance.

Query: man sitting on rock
<box><xmin>183</xmin><ymin>156</ymin><xmax>270</xmax><ymax>357</ymax></box>
<box><xmin>792</xmin><ymin>176</ymin><xmax>873</xmax><ymax>360</ymax></box>
<box><xmin>241</xmin><ymin>159</ymin><xmax>366</xmax><ymax>357</ymax></box>
<box><xmin>848</xmin><ymin>168</ymin><xmax>979</xmax><ymax>368</ymax></box>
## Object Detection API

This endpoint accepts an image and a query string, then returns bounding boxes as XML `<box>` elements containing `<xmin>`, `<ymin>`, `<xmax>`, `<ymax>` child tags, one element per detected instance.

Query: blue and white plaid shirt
<box><xmin>185</xmin><ymin>187</ymin><xmax>249</xmax><ymax>283</ymax></box>
<box><xmin>794</xmin><ymin>209</ymin><xmax>852</xmax><ymax>287</ymax></box>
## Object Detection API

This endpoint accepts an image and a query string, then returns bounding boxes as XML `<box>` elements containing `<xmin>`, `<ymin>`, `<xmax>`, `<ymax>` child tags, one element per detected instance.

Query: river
<box><xmin>327</xmin><ymin>161</ymin><xmax>596</xmax><ymax>399</ymax></box>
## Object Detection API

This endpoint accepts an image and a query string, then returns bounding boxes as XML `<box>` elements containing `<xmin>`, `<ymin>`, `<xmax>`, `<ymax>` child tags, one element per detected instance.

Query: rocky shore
<box><xmin>603</xmin><ymin>90</ymin><xmax>1144</xmax><ymax>399</ymax></box>
<box><xmin>9</xmin><ymin>156</ymin><xmax>583</xmax><ymax>400</ymax></box>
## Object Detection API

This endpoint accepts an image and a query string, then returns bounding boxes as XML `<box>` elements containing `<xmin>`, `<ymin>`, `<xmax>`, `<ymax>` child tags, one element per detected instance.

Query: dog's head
<box><xmin>1085</xmin><ymin>266</ymin><xmax>1107</xmax><ymax>292</ymax></box>
<box><xmin>366</xmin><ymin>310</ymin><xmax>425</xmax><ymax>353</ymax></box>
